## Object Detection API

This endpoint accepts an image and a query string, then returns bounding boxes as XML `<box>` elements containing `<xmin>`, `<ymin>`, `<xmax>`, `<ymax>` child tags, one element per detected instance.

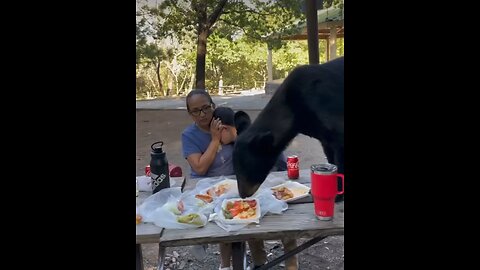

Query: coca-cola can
<box><xmin>145</xmin><ymin>165</ymin><xmax>151</xmax><ymax>177</ymax></box>
<box><xmin>287</xmin><ymin>155</ymin><xmax>299</xmax><ymax>179</ymax></box>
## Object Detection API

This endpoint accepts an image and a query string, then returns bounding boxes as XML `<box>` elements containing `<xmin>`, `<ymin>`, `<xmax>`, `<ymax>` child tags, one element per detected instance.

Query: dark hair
<box><xmin>233</xmin><ymin>111</ymin><xmax>251</xmax><ymax>135</ymax></box>
<box><xmin>186</xmin><ymin>89</ymin><xmax>214</xmax><ymax>111</ymax></box>
<box><xmin>213</xmin><ymin>107</ymin><xmax>235</xmax><ymax>126</ymax></box>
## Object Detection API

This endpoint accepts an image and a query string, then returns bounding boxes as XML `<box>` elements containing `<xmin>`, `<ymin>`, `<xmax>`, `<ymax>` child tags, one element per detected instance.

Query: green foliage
<box><xmin>324</xmin><ymin>0</ymin><xmax>344</xmax><ymax>9</ymax></box>
<box><xmin>206</xmin><ymin>33</ymin><xmax>269</xmax><ymax>91</ymax></box>
<box><xmin>273</xmin><ymin>40</ymin><xmax>310</xmax><ymax>75</ymax></box>
<box><xmin>218</xmin><ymin>0</ymin><xmax>305</xmax><ymax>48</ymax></box>
<box><xmin>136</xmin><ymin>0</ymin><xmax>344</xmax><ymax>99</ymax></box>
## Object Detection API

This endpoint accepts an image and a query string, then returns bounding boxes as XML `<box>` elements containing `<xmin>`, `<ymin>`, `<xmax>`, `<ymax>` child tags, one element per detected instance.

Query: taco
<box><xmin>176</xmin><ymin>213</ymin><xmax>204</xmax><ymax>226</ymax></box>
<box><xmin>272</xmin><ymin>186</ymin><xmax>294</xmax><ymax>200</ymax></box>
<box><xmin>195</xmin><ymin>194</ymin><xmax>213</xmax><ymax>203</ymax></box>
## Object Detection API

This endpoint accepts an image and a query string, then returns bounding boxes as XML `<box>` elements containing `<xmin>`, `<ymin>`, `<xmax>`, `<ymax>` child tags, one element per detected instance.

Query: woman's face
<box><xmin>187</xmin><ymin>94</ymin><xmax>214</xmax><ymax>127</ymax></box>
<box><xmin>220</xmin><ymin>125</ymin><xmax>237</xmax><ymax>144</ymax></box>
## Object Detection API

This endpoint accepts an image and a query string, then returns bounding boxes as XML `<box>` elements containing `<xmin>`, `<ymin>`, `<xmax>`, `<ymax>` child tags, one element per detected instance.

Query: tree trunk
<box><xmin>178</xmin><ymin>72</ymin><xmax>188</xmax><ymax>96</ymax></box>
<box><xmin>146</xmin><ymin>73</ymin><xmax>158</xmax><ymax>97</ymax></box>
<box><xmin>188</xmin><ymin>67</ymin><xmax>195</xmax><ymax>93</ymax></box>
<box><xmin>195</xmin><ymin>28</ymin><xmax>208</xmax><ymax>90</ymax></box>
<box><xmin>267</xmin><ymin>45</ymin><xmax>273</xmax><ymax>82</ymax></box>
<box><xmin>166</xmin><ymin>64</ymin><xmax>178</xmax><ymax>96</ymax></box>
<box><xmin>193</xmin><ymin>0</ymin><xmax>228</xmax><ymax>91</ymax></box>
<box><xmin>164</xmin><ymin>72</ymin><xmax>168</xmax><ymax>96</ymax></box>
<box><xmin>167</xmin><ymin>75</ymin><xmax>173</xmax><ymax>96</ymax></box>
<box><xmin>155</xmin><ymin>62</ymin><xmax>163</xmax><ymax>95</ymax></box>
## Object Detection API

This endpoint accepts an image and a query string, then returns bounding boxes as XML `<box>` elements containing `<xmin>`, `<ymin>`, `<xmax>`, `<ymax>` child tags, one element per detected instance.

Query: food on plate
<box><xmin>177</xmin><ymin>200</ymin><xmax>185</xmax><ymax>212</ymax></box>
<box><xmin>213</xmin><ymin>183</ymin><xmax>230</xmax><ymax>196</ymax></box>
<box><xmin>271</xmin><ymin>186</ymin><xmax>294</xmax><ymax>200</ymax></box>
<box><xmin>136</xmin><ymin>214</ymin><xmax>143</xmax><ymax>224</ymax></box>
<box><xmin>206</xmin><ymin>187</ymin><xmax>216</xmax><ymax>197</ymax></box>
<box><xmin>195</xmin><ymin>194</ymin><xmax>213</xmax><ymax>203</ymax></box>
<box><xmin>271</xmin><ymin>182</ymin><xmax>310</xmax><ymax>201</ymax></box>
<box><xmin>163</xmin><ymin>201</ymin><xmax>184</xmax><ymax>215</ymax></box>
<box><xmin>206</xmin><ymin>182</ymin><xmax>231</xmax><ymax>197</ymax></box>
<box><xmin>197</xmin><ymin>181</ymin><xmax>233</xmax><ymax>203</ymax></box>
<box><xmin>223</xmin><ymin>199</ymin><xmax>257</xmax><ymax>220</ymax></box>
<box><xmin>176</xmin><ymin>213</ymin><xmax>204</xmax><ymax>226</ymax></box>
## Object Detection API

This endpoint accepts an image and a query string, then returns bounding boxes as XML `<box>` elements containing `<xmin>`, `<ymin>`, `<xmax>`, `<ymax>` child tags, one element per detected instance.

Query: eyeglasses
<box><xmin>189</xmin><ymin>104</ymin><xmax>213</xmax><ymax>116</ymax></box>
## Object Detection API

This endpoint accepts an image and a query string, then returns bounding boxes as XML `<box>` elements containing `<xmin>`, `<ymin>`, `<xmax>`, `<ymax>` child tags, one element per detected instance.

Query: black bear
<box><xmin>233</xmin><ymin>57</ymin><xmax>344</xmax><ymax>201</ymax></box>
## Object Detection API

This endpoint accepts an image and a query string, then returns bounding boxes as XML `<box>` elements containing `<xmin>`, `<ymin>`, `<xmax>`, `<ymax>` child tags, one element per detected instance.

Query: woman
<box><xmin>181</xmin><ymin>89</ymin><xmax>232</xmax><ymax>178</ymax></box>
<box><xmin>181</xmin><ymin>90</ymin><xmax>239</xmax><ymax>270</ymax></box>
<box><xmin>181</xmin><ymin>91</ymin><xmax>295</xmax><ymax>269</ymax></box>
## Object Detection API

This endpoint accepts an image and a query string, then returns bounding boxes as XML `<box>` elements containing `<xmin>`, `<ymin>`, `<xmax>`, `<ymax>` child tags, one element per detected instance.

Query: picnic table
<box><xmin>136</xmin><ymin>169</ymin><xmax>344</xmax><ymax>270</ymax></box>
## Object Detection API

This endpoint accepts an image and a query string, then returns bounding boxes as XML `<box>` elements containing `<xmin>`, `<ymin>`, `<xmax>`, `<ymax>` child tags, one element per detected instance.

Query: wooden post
<box><xmin>329</xmin><ymin>26</ymin><xmax>337</xmax><ymax>60</ymax></box>
<box><xmin>231</xmin><ymin>242</ymin><xmax>246</xmax><ymax>270</ymax></box>
<box><xmin>306</xmin><ymin>0</ymin><xmax>320</xmax><ymax>64</ymax></box>
<box><xmin>218</xmin><ymin>76</ymin><xmax>223</xmax><ymax>95</ymax></box>
<box><xmin>326</xmin><ymin>39</ymin><xmax>330</xmax><ymax>61</ymax></box>
<box><xmin>267</xmin><ymin>47</ymin><xmax>273</xmax><ymax>81</ymax></box>
<box><xmin>136</xmin><ymin>244</ymin><xmax>144</xmax><ymax>270</ymax></box>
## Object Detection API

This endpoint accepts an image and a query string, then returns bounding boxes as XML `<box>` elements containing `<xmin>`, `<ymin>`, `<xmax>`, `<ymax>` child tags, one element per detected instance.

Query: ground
<box><xmin>140</xmin><ymin>237</ymin><xmax>344</xmax><ymax>270</ymax></box>
<box><xmin>136</xmin><ymin>91</ymin><xmax>344</xmax><ymax>269</ymax></box>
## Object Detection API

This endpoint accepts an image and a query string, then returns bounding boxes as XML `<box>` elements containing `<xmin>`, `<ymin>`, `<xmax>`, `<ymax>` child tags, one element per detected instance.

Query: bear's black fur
<box><xmin>233</xmin><ymin>57</ymin><xmax>344</xmax><ymax>202</ymax></box>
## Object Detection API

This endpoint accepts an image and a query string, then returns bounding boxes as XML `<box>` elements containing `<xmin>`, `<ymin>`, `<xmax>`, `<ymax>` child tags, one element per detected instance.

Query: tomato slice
<box><xmin>229</xmin><ymin>207</ymin><xmax>242</xmax><ymax>217</ymax></box>
<box><xmin>233</xmin><ymin>201</ymin><xmax>242</xmax><ymax>209</ymax></box>
<box><xmin>246</xmin><ymin>200</ymin><xmax>257</xmax><ymax>208</ymax></box>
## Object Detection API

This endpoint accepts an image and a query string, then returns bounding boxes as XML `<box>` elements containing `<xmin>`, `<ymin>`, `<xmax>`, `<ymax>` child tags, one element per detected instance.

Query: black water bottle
<box><xmin>150</xmin><ymin>141</ymin><xmax>170</xmax><ymax>193</ymax></box>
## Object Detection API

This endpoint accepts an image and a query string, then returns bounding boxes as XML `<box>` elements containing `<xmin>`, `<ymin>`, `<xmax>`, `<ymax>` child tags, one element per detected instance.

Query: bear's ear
<box><xmin>234</xmin><ymin>111</ymin><xmax>251</xmax><ymax>135</ymax></box>
<box><xmin>249</xmin><ymin>131</ymin><xmax>274</xmax><ymax>154</ymax></box>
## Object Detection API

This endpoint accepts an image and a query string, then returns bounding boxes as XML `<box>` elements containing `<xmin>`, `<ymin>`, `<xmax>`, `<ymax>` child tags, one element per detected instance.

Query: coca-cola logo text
<box><xmin>287</xmin><ymin>162</ymin><xmax>298</xmax><ymax>169</ymax></box>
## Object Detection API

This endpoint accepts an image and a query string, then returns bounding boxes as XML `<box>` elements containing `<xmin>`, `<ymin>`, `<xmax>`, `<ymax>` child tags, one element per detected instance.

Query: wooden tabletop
<box><xmin>159</xmin><ymin>202</ymin><xmax>344</xmax><ymax>247</ymax></box>
<box><xmin>136</xmin><ymin>169</ymin><xmax>322</xmax><ymax>244</ymax></box>
<box><xmin>136</xmin><ymin>223</ymin><xmax>164</xmax><ymax>244</ymax></box>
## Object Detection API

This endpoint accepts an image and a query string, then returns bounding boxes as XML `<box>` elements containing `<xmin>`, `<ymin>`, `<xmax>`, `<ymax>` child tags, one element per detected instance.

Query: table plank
<box><xmin>159</xmin><ymin>202</ymin><xmax>344</xmax><ymax>247</ymax></box>
<box><xmin>136</xmin><ymin>223</ymin><xmax>164</xmax><ymax>244</ymax></box>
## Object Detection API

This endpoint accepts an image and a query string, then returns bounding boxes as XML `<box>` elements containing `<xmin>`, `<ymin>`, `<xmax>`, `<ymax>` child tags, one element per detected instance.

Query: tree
<box><xmin>140</xmin><ymin>0</ymin><xmax>305</xmax><ymax>91</ymax></box>
<box><xmin>207</xmin><ymin>34</ymin><xmax>270</xmax><ymax>90</ymax></box>
<box><xmin>142</xmin><ymin>0</ymin><xmax>228</xmax><ymax>90</ymax></box>
<box><xmin>135</xmin><ymin>0</ymin><xmax>342</xmax><ymax>98</ymax></box>
<box><xmin>137</xmin><ymin>41</ymin><xmax>174</xmax><ymax>96</ymax></box>
<box><xmin>324</xmin><ymin>0</ymin><xmax>344</xmax><ymax>9</ymax></box>
<box><xmin>218</xmin><ymin>0</ymin><xmax>304</xmax><ymax>51</ymax></box>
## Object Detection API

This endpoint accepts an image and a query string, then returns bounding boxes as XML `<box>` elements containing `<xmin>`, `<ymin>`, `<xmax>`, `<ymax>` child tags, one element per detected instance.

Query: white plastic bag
<box><xmin>180</xmin><ymin>188</ymin><xmax>216</xmax><ymax>215</ymax></box>
<box><xmin>138</xmin><ymin>175</ymin><xmax>288</xmax><ymax>231</ymax></box>
<box><xmin>181</xmin><ymin>176</ymin><xmax>239</xmax><ymax>215</ymax></box>
<box><xmin>258</xmin><ymin>173</ymin><xmax>288</xmax><ymax>190</ymax></box>
<box><xmin>138</xmin><ymin>187</ymin><xmax>180</xmax><ymax>221</ymax></box>
<box><xmin>148</xmin><ymin>205</ymin><xmax>208</xmax><ymax>229</ymax></box>
<box><xmin>138</xmin><ymin>187</ymin><xmax>208</xmax><ymax>229</ymax></box>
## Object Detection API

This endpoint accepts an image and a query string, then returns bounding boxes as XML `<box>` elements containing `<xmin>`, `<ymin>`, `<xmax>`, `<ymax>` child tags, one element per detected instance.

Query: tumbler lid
<box><xmin>311</xmin><ymin>163</ymin><xmax>337</xmax><ymax>175</ymax></box>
